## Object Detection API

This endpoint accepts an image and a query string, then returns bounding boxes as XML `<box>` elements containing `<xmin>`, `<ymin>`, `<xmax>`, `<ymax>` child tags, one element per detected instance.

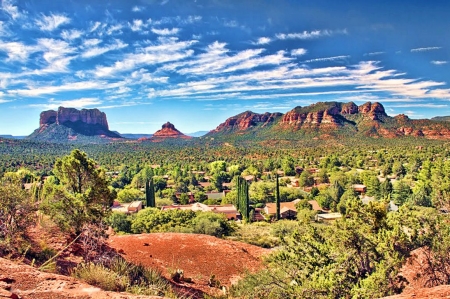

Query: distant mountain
<box><xmin>120</xmin><ymin>133</ymin><xmax>153</xmax><ymax>139</ymax></box>
<box><xmin>27</xmin><ymin>107</ymin><xmax>123</xmax><ymax>143</ymax></box>
<box><xmin>186</xmin><ymin>131</ymin><xmax>208</xmax><ymax>137</ymax></box>
<box><xmin>206</xmin><ymin>102</ymin><xmax>450</xmax><ymax>140</ymax></box>
<box><xmin>431</xmin><ymin>116</ymin><xmax>450</xmax><ymax>122</ymax></box>
<box><xmin>139</xmin><ymin>122</ymin><xmax>192</xmax><ymax>141</ymax></box>
<box><xmin>0</xmin><ymin>135</ymin><xmax>26</xmax><ymax>139</ymax></box>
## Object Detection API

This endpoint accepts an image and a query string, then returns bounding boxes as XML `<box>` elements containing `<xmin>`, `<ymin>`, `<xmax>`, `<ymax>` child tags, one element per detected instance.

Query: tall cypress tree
<box><xmin>146</xmin><ymin>177</ymin><xmax>156</xmax><ymax>208</ymax></box>
<box><xmin>236</xmin><ymin>176</ymin><xmax>250</xmax><ymax>222</ymax></box>
<box><xmin>276</xmin><ymin>173</ymin><xmax>281</xmax><ymax>220</ymax></box>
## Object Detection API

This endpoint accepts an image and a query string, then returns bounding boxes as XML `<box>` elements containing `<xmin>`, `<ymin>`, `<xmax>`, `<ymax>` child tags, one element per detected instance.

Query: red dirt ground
<box><xmin>108</xmin><ymin>233</ymin><xmax>270</xmax><ymax>297</ymax></box>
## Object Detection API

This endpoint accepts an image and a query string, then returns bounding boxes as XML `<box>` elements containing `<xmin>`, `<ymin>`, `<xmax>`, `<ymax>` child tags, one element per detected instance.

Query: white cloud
<box><xmin>1</xmin><ymin>0</ymin><xmax>21</xmax><ymax>20</ymax></box>
<box><xmin>291</xmin><ymin>48</ymin><xmax>307</xmax><ymax>56</ymax></box>
<box><xmin>83</xmin><ymin>38</ymin><xmax>102</xmax><ymax>47</ymax></box>
<box><xmin>32</xmin><ymin>97</ymin><xmax>102</xmax><ymax>110</ymax></box>
<box><xmin>106</xmin><ymin>24</ymin><xmax>123</xmax><ymax>35</ymax></box>
<box><xmin>0</xmin><ymin>41</ymin><xmax>38</xmax><ymax>61</ymax></box>
<box><xmin>276</xmin><ymin>29</ymin><xmax>347</xmax><ymax>40</ymax></box>
<box><xmin>254</xmin><ymin>37</ymin><xmax>271</xmax><ymax>45</ymax></box>
<box><xmin>364</xmin><ymin>51</ymin><xmax>385</xmax><ymax>56</ymax></box>
<box><xmin>81</xmin><ymin>39</ymin><xmax>128</xmax><ymax>58</ymax></box>
<box><xmin>94</xmin><ymin>38</ymin><xmax>196</xmax><ymax>77</ymax></box>
<box><xmin>61</xmin><ymin>29</ymin><xmax>83</xmax><ymax>40</ymax></box>
<box><xmin>10</xmin><ymin>81</ymin><xmax>105</xmax><ymax>97</ymax></box>
<box><xmin>90</xmin><ymin>21</ymin><xmax>101</xmax><ymax>32</ymax></box>
<box><xmin>36</xmin><ymin>13</ymin><xmax>70</xmax><ymax>31</ymax></box>
<box><xmin>431</xmin><ymin>60</ymin><xmax>448</xmax><ymax>65</ymax></box>
<box><xmin>304</xmin><ymin>55</ymin><xmax>349</xmax><ymax>63</ymax></box>
<box><xmin>37</xmin><ymin>38</ymin><xmax>75</xmax><ymax>63</ymax></box>
<box><xmin>411</xmin><ymin>46</ymin><xmax>442</xmax><ymax>52</ymax></box>
<box><xmin>130</xmin><ymin>19</ymin><xmax>144</xmax><ymax>32</ymax></box>
<box><xmin>151</xmin><ymin>27</ymin><xmax>180</xmax><ymax>35</ymax></box>
<box><xmin>132</xmin><ymin>6</ymin><xmax>143</xmax><ymax>12</ymax></box>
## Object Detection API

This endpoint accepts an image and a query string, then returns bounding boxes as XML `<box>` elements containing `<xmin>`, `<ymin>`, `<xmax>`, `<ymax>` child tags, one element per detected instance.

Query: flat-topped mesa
<box><xmin>40</xmin><ymin>107</ymin><xmax>109</xmax><ymax>130</ymax></box>
<box><xmin>152</xmin><ymin>122</ymin><xmax>189</xmax><ymax>138</ymax></box>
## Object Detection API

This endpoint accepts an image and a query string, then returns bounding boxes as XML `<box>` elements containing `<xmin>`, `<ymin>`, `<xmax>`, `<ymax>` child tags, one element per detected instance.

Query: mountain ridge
<box><xmin>206</xmin><ymin>101</ymin><xmax>450</xmax><ymax>140</ymax></box>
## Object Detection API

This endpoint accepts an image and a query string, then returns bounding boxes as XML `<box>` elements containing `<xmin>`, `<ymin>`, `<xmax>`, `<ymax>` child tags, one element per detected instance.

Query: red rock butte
<box><xmin>40</xmin><ymin>107</ymin><xmax>109</xmax><ymax>130</ymax></box>
<box><xmin>149</xmin><ymin>122</ymin><xmax>191</xmax><ymax>139</ymax></box>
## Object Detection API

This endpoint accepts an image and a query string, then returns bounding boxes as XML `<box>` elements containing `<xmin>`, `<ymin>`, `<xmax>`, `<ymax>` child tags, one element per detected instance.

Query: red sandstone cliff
<box><xmin>40</xmin><ymin>107</ymin><xmax>109</xmax><ymax>130</ymax></box>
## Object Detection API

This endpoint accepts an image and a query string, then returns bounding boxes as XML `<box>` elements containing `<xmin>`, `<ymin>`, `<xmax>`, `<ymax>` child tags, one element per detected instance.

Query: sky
<box><xmin>0</xmin><ymin>0</ymin><xmax>450</xmax><ymax>135</ymax></box>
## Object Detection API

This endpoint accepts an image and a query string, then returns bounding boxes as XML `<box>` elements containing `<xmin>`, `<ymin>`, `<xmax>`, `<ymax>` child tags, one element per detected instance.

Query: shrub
<box><xmin>71</xmin><ymin>263</ymin><xmax>129</xmax><ymax>292</ymax></box>
<box><xmin>72</xmin><ymin>257</ymin><xmax>171</xmax><ymax>297</ymax></box>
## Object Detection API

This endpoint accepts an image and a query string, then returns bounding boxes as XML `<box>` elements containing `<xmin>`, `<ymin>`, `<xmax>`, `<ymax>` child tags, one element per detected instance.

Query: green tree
<box><xmin>0</xmin><ymin>174</ymin><xmax>37</xmax><ymax>251</ymax></box>
<box><xmin>40</xmin><ymin>149</ymin><xmax>113</xmax><ymax>234</ymax></box>
<box><xmin>281</xmin><ymin>157</ymin><xmax>295</xmax><ymax>176</ymax></box>
<box><xmin>145</xmin><ymin>178</ymin><xmax>156</xmax><ymax>208</ymax></box>
<box><xmin>117</xmin><ymin>188</ymin><xmax>144</xmax><ymax>203</ymax></box>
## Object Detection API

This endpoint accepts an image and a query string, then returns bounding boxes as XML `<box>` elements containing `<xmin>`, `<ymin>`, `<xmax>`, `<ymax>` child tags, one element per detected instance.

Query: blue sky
<box><xmin>0</xmin><ymin>0</ymin><xmax>449</xmax><ymax>135</ymax></box>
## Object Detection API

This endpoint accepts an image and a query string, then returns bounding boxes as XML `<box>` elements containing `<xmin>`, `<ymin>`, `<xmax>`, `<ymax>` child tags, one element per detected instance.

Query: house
<box><xmin>127</xmin><ymin>201</ymin><xmax>143</xmax><ymax>213</ymax></box>
<box><xmin>307</xmin><ymin>200</ymin><xmax>326</xmax><ymax>212</ymax></box>
<box><xmin>316</xmin><ymin>212</ymin><xmax>342</xmax><ymax>221</ymax></box>
<box><xmin>111</xmin><ymin>200</ymin><xmax>143</xmax><ymax>214</ymax></box>
<box><xmin>264</xmin><ymin>201</ymin><xmax>298</xmax><ymax>219</ymax></box>
<box><xmin>161</xmin><ymin>203</ymin><xmax>238</xmax><ymax>220</ymax></box>
<box><xmin>243</xmin><ymin>175</ymin><xmax>255</xmax><ymax>182</ymax></box>
<box><xmin>352</xmin><ymin>184</ymin><xmax>367</xmax><ymax>194</ymax></box>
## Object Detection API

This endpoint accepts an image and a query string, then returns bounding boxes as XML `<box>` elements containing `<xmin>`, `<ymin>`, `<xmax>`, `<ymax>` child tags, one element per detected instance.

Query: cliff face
<box><xmin>207</xmin><ymin>101</ymin><xmax>450</xmax><ymax>140</ymax></box>
<box><xmin>40</xmin><ymin>107</ymin><xmax>109</xmax><ymax>130</ymax></box>
<box><xmin>280</xmin><ymin>101</ymin><xmax>388</xmax><ymax>127</ymax></box>
<box><xmin>29</xmin><ymin>107</ymin><xmax>122</xmax><ymax>143</ymax></box>
<box><xmin>210</xmin><ymin>111</ymin><xmax>282</xmax><ymax>133</ymax></box>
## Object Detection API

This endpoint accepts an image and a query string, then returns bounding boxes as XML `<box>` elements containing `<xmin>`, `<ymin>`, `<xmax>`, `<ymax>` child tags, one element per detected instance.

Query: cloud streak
<box><xmin>36</xmin><ymin>13</ymin><xmax>70</xmax><ymax>31</ymax></box>
<box><xmin>411</xmin><ymin>46</ymin><xmax>442</xmax><ymax>52</ymax></box>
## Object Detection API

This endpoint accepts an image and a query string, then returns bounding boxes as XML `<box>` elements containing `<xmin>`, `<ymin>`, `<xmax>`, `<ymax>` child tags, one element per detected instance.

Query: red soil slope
<box><xmin>108</xmin><ymin>233</ymin><xmax>269</xmax><ymax>297</ymax></box>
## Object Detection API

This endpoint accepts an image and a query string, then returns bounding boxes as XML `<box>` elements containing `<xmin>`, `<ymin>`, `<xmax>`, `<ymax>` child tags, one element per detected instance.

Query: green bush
<box><xmin>71</xmin><ymin>263</ymin><xmax>129</xmax><ymax>292</ymax></box>
<box><xmin>192</xmin><ymin>212</ymin><xmax>236</xmax><ymax>237</ymax></box>
<box><xmin>72</xmin><ymin>257</ymin><xmax>171</xmax><ymax>297</ymax></box>
<box><xmin>106</xmin><ymin>212</ymin><xmax>132</xmax><ymax>233</ymax></box>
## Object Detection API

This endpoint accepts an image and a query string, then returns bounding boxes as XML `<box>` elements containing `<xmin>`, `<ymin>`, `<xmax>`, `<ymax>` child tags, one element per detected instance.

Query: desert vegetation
<box><xmin>2</xmin><ymin>137</ymin><xmax>450</xmax><ymax>298</ymax></box>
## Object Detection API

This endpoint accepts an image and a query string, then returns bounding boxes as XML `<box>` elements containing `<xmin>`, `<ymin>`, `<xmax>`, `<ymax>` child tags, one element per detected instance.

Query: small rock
<box><xmin>0</xmin><ymin>288</ymin><xmax>19</xmax><ymax>299</ymax></box>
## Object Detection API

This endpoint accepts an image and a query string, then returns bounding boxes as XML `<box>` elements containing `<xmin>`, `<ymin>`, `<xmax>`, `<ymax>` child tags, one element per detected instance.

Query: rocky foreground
<box><xmin>0</xmin><ymin>258</ymin><xmax>166</xmax><ymax>299</ymax></box>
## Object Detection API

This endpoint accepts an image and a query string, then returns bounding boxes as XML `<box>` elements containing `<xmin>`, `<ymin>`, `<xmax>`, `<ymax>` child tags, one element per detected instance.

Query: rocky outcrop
<box><xmin>358</xmin><ymin>102</ymin><xmax>387</xmax><ymax>121</ymax></box>
<box><xmin>210</xmin><ymin>111</ymin><xmax>282</xmax><ymax>133</ymax></box>
<box><xmin>279</xmin><ymin>101</ymin><xmax>388</xmax><ymax>127</ymax></box>
<box><xmin>40</xmin><ymin>107</ymin><xmax>109</xmax><ymax>130</ymax></box>
<box><xmin>0</xmin><ymin>258</ymin><xmax>167</xmax><ymax>299</ymax></box>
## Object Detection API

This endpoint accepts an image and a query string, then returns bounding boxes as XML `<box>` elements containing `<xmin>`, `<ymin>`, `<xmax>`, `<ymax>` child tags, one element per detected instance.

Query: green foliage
<box><xmin>232</xmin><ymin>201</ymin><xmax>420</xmax><ymax>299</ymax></box>
<box><xmin>40</xmin><ymin>149</ymin><xmax>113</xmax><ymax>234</ymax></box>
<box><xmin>191</xmin><ymin>212</ymin><xmax>235</xmax><ymax>237</ymax></box>
<box><xmin>72</xmin><ymin>257</ymin><xmax>171</xmax><ymax>296</ymax></box>
<box><xmin>236</xmin><ymin>176</ymin><xmax>250</xmax><ymax>222</ymax></box>
<box><xmin>0</xmin><ymin>174</ymin><xmax>37</xmax><ymax>252</ymax></box>
<box><xmin>106</xmin><ymin>212</ymin><xmax>132</xmax><ymax>233</ymax></box>
<box><xmin>145</xmin><ymin>178</ymin><xmax>156</xmax><ymax>208</ymax></box>
<box><xmin>116</xmin><ymin>188</ymin><xmax>144</xmax><ymax>203</ymax></box>
<box><xmin>130</xmin><ymin>208</ymin><xmax>235</xmax><ymax>238</ymax></box>
<box><xmin>229</xmin><ymin>222</ymin><xmax>280</xmax><ymax>248</ymax></box>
